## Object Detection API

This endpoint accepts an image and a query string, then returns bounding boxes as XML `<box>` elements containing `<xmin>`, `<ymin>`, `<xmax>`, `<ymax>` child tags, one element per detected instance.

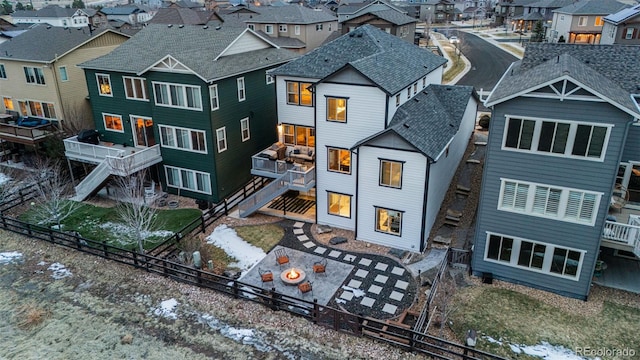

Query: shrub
<box><xmin>479</xmin><ymin>114</ymin><xmax>490</xmax><ymax>129</ymax></box>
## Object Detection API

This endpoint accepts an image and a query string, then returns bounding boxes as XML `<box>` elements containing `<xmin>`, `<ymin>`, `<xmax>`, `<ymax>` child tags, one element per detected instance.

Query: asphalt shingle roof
<box><xmin>553</xmin><ymin>0</ymin><xmax>630</xmax><ymax>15</ymax></box>
<box><xmin>368</xmin><ymin>9</ymin><xmax>416</xmax><ymax>25</ymax></box>
<box><xmin>0</xmin><ymin>25</ymin><xmax>118</xmax><ymax>62</ymax></box>
<box><xmin>101</xmin><ymin>7</ymin><xmax>143</xmax><ymax>16</ymax></box>
<box><xmin>354</xmin><ymin>84</ymin><xmax>475</xmax><ymax>160</ymax></box>
<box><xmin>604</xmin><ymin>4</ymin><xmax>640</xmax><ymax>24</ymax></box>
<box><xmin>80</xmin><ymin>24</ymin><xmax>298</xmax><ymax>82</ymax></box>
<box><xmin>244</xmin><ymin>5</ymin><xmax>337</xmax><ymax>24</ymax></box>
<box><xmin>150</xmin><ymin>7</ymin><xmax>220</xmax><ymax>25</ymax></box>
<box><xmin>269</xmin><ymin>24</ymin><xmax>446</xmax><ymax>95</ymax></box>
<box><xmin>12</xmin><ymin>5</ymin><xmax>76</xmax><ymax>18</ymax></box>
<box><xmin>487</xmin><ymin>43</ymin><xmax>640</xmax><ymax>116</ymax></box>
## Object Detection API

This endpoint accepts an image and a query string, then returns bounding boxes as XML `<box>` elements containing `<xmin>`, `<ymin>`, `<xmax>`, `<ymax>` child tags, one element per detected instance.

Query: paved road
<box><xmin>453</xmin><ymin>30</ymin><xmax>518</xmax><ymax>92</ymax></box>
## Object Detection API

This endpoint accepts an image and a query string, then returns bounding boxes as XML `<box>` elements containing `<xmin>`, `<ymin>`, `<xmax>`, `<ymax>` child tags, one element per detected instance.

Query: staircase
<box><xmin>72</xmin><ymin>160</ymin><xmax>112</xmax><ymax>201</ymax></box>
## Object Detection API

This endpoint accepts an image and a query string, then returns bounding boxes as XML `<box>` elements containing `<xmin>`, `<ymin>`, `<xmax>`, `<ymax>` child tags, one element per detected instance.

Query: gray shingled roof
<box><xmin>150</xmin><ymin>7</ymin><xmax>220</xmax><ymax>25</ymax></box>
<box><xmin>244</xmin><ymin>5</ymin><xmax>337</xmax><ymax>24</ymax></box>
<box><xmin>101</xmin><ymin>7</ymin><xmax>144</xmax><ymax>16</ymax></box>
<box><xmin>354</xmin><ymin>84</ymin><xmax>476</xmax><ymax>160</ymax></box>
<box><xmin>553</xmin><ymin>0</ymin><xmax>630</xmax><ymax>15</ymax></box>
<box><xmin>604</xmin><ymin>4</ymin><xmax>640</xmax><ymax>24</ymax></box>
<box><xmin>368</xmin><ymin>9</ymin><xmax>417</xmax><ymax>25</ymax></box>
<box><xmin>526</xmin><ymin>0</ymin><xmax>575</xmax><ymax>9</ymax></box>
<box><xmin>254</xmin><ymin>30</ymin><xmax>306</xmax><ymax>48</ymax></box>
<box><xmin>269</xmin><ymin>24</ymin><xmax>446</xmax><ymax>95</ymax></box>
<box><xmin>486</xmin><ymin>43</ymin><xmax>640</xmax><ymax>116</ymax></box>
<box><xmin>15</xmin><ymin>5</ymin><xmax>77</xmax><ymax>18</ymax></box>
<box><xmin>80</xmin><ymin>24</ymin><xmax>298</xmax><ymax>82</ymax></box>
<box><xmin>0</xmin><ymin>25</ymin><xmax>120</xmax><ymax>63</ymax></box>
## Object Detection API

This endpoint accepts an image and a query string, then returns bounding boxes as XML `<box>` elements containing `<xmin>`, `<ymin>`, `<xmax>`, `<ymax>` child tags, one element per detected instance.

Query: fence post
<box><xmin>49</xmin><ymin>228</ymin><xmax>55</xmax><ymax>244</ymax></box>
<box><xmin>26</xmin><ymin>222</ymin><xmax>32</xmax><ymax>236</ymax></box>
<box><xmin>1</xmin><ymin>215</ymin><xmax>6</xmax><ymax>229</ymax></box>
<box><xmin>224</xmin><ymin>199</ymin><xmax>229</xmax><ymax>215</ymax></box>
<box><xmin>163</xmin><ymin>260</ymin><xmax>168</xmax><ymax>275</ymax></box>
<box><xmin>102</xmin><ymin>241</ymin><xmax>108</xmax><ymax>258</ymax></box>
<box><xmin>312</xmin><ymin>299</ymin><xmax>319</xmax><ymax>324</ymax></box>
<box><xmin>270</xmin><ymin>287</ymin><xmax>278</xmax><ymax>311</ymax></box>
<box><xmin>200</xmin><ymin>216</ymin><xmax>205</xmax><ymax>234</ymax></box>
<box><xmin>196</xmin><ymin>270</ymin><xmax>202</xmax><ymax>285</ymax></box>
<box><xmin>19</xmin><ymin>189</ymin><xmax>24</xmax><ymax>203</ymax></box>
<box><xmin>132</xmin><ymin>251</ymin><xmax>138</xmax><ymax>268</ymax></box>
<box><xmin>233</xmin><ymin>279</ymin><xmax>239</xmax><ymax>298</ymax></box>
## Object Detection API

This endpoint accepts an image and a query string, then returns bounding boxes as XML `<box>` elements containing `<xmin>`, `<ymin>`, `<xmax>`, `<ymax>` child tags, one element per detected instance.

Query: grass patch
<box><xmin>449</xmin><ymin>287</ymin><xmax>640</xmax><ymax>358</ymax></box>
<box><xmin>177</xmin><ymin>237</ymin><xmax>236</xmax><ymax>273</ymax></box>
<box><xmin>234</xmin><ymin>223</ymin><xmax>284</xmax><ymax>252</ymax></box>
<box><xmin>442</xmin><ymin>47</ymin><xmax>466</xmax><ymax>83</ymax></box>
<box><xmin>15</xmin><ymin>302</ymin><xmax>51</xmax><ymax>330</ymax></box>
<box><xmin>500</xmin><ymin>44</ymin><xmax>524</xmax><ymax>58</ymax></box>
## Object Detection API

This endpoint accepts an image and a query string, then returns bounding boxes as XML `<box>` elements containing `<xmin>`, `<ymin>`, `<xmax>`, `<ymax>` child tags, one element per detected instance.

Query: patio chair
<box><xmin>259</xmin><ymin>268</ymin><xmax>273</xmax><ymax>286</ymax></box>
<box><xmin>313</xmin><ymin>258</ymin><xmax>327</xmax><ymax>277</ymax></box>
<box><xmin>298</xmin><ymin>281</ymin><xmax>312</xmax><ymax>295</ymax></box>
<box><xmin>275</xmin><ymin>248</ymin><xmax>289</xmax><ymax>267</ymax></box>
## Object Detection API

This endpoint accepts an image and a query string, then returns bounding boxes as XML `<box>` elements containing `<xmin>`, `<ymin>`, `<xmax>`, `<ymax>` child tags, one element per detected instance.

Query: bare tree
<box><xmin>112</xmin><ymin>169</ymin><xmax>163</xmax><ymax>253</ymax></box>
<box><xmin>28</xmin><ymin>158</ymin><xmax>79</xmax><ymax>229</ymax></box>
<box><xmin>0</xmin><ymin>166</ymin><xmax>28</xmax><ymax>206</ymax></box>
<box><xmin>61</xmin><ymin>101</ymin><xmax>94</xmax><ymax>136</ymax></box>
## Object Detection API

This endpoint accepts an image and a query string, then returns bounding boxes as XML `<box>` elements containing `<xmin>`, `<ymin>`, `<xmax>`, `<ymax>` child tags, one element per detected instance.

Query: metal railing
<box><xmin>251</xmin><ymin>156</ymin><xmax>292</xmax><ymax>175</ymax></box>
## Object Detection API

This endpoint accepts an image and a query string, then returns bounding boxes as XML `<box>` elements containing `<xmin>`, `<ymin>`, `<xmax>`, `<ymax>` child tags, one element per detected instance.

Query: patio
<box><xmin>593</xmin><ymin>248</ymin><xmax>640</xmax><ymax>294</ymax></box>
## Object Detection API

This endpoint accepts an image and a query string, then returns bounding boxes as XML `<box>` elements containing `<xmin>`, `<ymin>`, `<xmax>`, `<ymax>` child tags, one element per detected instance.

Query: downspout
<box><xmin>50</xmin><ymin>55</ymin><xmax>66</xmax><ymax>128</ymax></box>
<box><xmin>420</xmin><ymin>158</ymin><xmax>431</xmax><ymax>252</ymax></box>
<box><xmin>353</xmin><ymin>148</ymin><xmax>358</xmax><ymax>240</ymax></box>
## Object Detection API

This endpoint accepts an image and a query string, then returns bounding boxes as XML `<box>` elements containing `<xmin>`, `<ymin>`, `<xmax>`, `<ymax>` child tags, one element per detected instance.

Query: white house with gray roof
<box><xmin>11</xmin><ymin>5</ymin><xmax>92</xmax><ymax>28</ymax></box>
<box><xmin>600</xmin><ymin>3</ymin><xmax>640</xmax><ymax>45</ymax></box>
<box><xmin>239</xmin><ymin>25</ymin><xmax>479</xmax><ymax>252</ymax></box>
<box><xmin>549</xmin><ymin>0</ymin><xmax>630</xmax><ymax>44</ymax></box>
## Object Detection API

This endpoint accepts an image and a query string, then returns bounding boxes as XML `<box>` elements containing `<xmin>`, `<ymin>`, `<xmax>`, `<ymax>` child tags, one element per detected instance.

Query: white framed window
<box><xmin>413</xmin><ymin>83</ymin><xmax>417</xmax><ymax>95</ymax></box>
<box><xmin>266</xmin><ymin>73</ymin><xmax>274</xmax><ymax>84</ymax></box>
<box><xmin>498</xmin><ymin>178</ymin><xmax>601</xmax><ymax>225</ymax></box>
<box><xmin>24</xmin><ymin>66</ymin><xmax>46</xmax><ymax>85</ymax></box>
<box><xmin>295</xmin><ymin>25</ymin><xmax>300</xmax><ymax>35</ymax></box>
<box><xmin>422</xmin><ymin>76</ymin><xmax>426</xmax><ymax>88</ymax></box>
<box><xmin>159</xmin><ymin>125</ymin><xmax>207</xmax><ymax>153</ymax></box>
<box><xmin>328</xmin><ymin>192</ymin><xmax>351</xmax><ymax>218</ymax></box>
<box><xmin>316</xmin><ymin>24</ymin><xmax>323</xmax><ymax>31</ymax></box>
<box><xmin>248</xmin><ymin>24</ymin><xmax>255</xmax><ymax>30</ymax></box>
<box><xmin>503</xmin><ymin>116</ymin><xmax>610</xmax><ymax>161</ymax></box>
<box><xmin>153</xmin><ymin>81</ymin><xmax>202</xmax><ymax>110</ymax></box>
<box><xmin>265</xmin><ymin>24</ymin><xmax>273</xmax><ymax>34</ymax></box>
<box><xmin>240</xmin><ymin>117</ymin><xmax>250</xmax><ymax>142</ymax></box>
<box><xmin>625</xmin><ymin>28</ymin><xmax>634</xmax><ymax>39</ymax></box>
<box><xmin>209</xmin><ymin>84</ymin><xmax>219</xmax><ymax>110</ymax></box>
<box><xmin>395</xmin><ymin>94</ymin><xmax>400</xmax><ymax>107</ymax></box>
<box><xmin>594</xmin><ymin>16</ymin><xmax>603</xmax><ymax>26</ymax></box>
<box><xmin>3</xmin><ymin>97</ymin><xmax>14</xmax><ymax>111</ymax></box>
<box><xmin>20</xmin><ymin>100</ymin><xmax>56</xmax><ymax>119</ymax></box>
<box><xmin>286</xmin><ymin>81</ymin><xmax>312</xmax><ymax>106</ymax></box>
<box><xmin>123</xmin><ymin>76</ymin><xmax>148</xmax><ymax>101</ymax></box>
<box><xmin>326</xmin><ymin>97</ymin><xmax>347</xmax><ymax>122</ymax></box>
<box><xmin>279</xmin><ymin>24</ymin><xmax>287</xmax><ymax>32</ymax></box>
<box><xmin>327</xmin><ymin>147</ymin><xmax>350</xmax><ymax>174</ymax></box>
<box><xmin>237</xmin><ymin>77</ymin><xmax>245</xmax><ymax>102</ymax></box>
<box><xmin>484</xmin><ymin>232</ymin><xmax>584</xmax><ymax>280</ymax></box>
<box><xmin>375</xmin><ymin>207</ymin><xmax>402</xmax><ymax>236</ymax></box>
<box><xmin>96</xmin><ymin>73</ymin><xmax>112</xmax><ymax>96</ymax></box>
<box><xmin>58</xmin><ymin>66</ymin><xmax>68</xmax><ymax>82</ymax></box>
<box><xmin>165</xmin><ymin>165</ymin><xmax>211</xmax><ymax>194</ymax></box>
<box><xmin>103</xmin><ymin>113</ymin><xmax>123</xmax><ymax>132</ymax></box>
<box><xmin>380</xmin><ymin>159</ymin><xmax>403</xmax><ymax>188</ymax></box>
<box><xmin>406</xmin><ymin>87</ymin><xmax>410</xmax><ymax>99</ymax></box>
<box><xmin>216</xmin><ymin>127</ymin><xmax>227</xmax><ymax>152</ymax></box>
<box><xmin>0</xmin><ymin>64</ymin><xmax>6</xmax><ymax>79</ymax></box>
<box><xmin>578</xmin><ymin>16</ymin><xmax>587</xmax><ymax>26</ymax></box>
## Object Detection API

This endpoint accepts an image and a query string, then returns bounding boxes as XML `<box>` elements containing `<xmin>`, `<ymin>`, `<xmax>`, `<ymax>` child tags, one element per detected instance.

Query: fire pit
<box><xmin>280</xmin><ymin>267</ymin><xmax>306</xmax><ymax>285</ymax></box>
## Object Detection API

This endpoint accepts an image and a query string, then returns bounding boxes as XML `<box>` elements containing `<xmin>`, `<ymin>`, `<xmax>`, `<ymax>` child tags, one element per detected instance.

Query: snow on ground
<box><xmin>484</xmin><ymin>336</ymin><xmax>589</xmax><ymax>360</ymax></box>
<box><xmin>98</xmin><ymin>222</ymin><xmax>174</xmax><ymax>240</ymax></box>
<box><xmin>152</xmin><ymin>298</ymin><xmax>178</xmax><ymax>320</ymax></box>
<box><xmin>341</xmin><ymin>285</ymin><xmax>365</xmax><ymax>298</ymax></box>
<box><xmin>0</xmin><ymin>173</ymin><xmax>11</xmax><ymax>186</ymax></box>
<box><xmin>206</xmin><ymin>224</ymin><xmax>267</xmax><ymax>275</ymax></box>
<box><xmin>47</xmin><ymin>262</ymin><xmax>72</xmax><ymax>279</ymax></box>
<box><xmin>0</xmin><ymin>251</ymin><xmax>23</xmax><ymax>264</ymax></box>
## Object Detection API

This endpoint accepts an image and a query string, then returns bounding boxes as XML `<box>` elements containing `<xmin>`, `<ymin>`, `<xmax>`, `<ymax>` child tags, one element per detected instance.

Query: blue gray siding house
<box><xmin>472</xmin><ymin>43</ymin><xmax>640</xmax><ymax>300</ymax></box>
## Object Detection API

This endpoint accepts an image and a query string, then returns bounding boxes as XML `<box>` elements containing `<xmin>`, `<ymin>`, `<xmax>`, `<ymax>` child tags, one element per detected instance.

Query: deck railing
<box><xmin>0</xmin><ymin>123</ymin><xmax>60</xmax><ymax>142</ymax></box>
<box><xmin>64</xmin><ymin>136</ymin><xmax>126</xmax><ymax>161</ymax></box>
<box><xmin>602</xmin><ymin>220</ymin><xmax>640</xmax><ymax>247</ymax></box>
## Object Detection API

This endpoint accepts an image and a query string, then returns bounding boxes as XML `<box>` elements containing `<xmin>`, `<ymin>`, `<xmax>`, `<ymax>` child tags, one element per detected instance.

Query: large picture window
<box><xmin>159</xmin><ymin>125</ymin><xmax>206</xmax><ymax>153</ymax></box>
<box><xmin>380</xmin><ymin>160</ymin><xmax>402</xmax><ymax>188</ymax></box>
<box><xmin>327</xmin><ymin>97</ymin><xmax>347</xmax><ymax>122</ymax></box>
<box><xmin>328</xmin><ymin>192</ymin><xmax>351</xmax><ymax>217</ymax></box>
<box><xmin>24</xmin><ymin>66</ymin><xmax>45</xmax><ymax>85</ymax></box>
<box><xmin>96</xmin><ymin>74</ymin><xmax>111</xmax><ymax>96</ymax></box>
<box><xmin>103</xmin><ymin>113</ymin><xmax>123</xmax><ymax>132</ymax></box>
<box><xmin>26</xmin><ymin>100</ymin><xmax>56</xmax><ymax>119</ymax></box>
<box><xmin>153</xmin><ymin>81</ymin><xmax>202</xmax><ymax>110</ymax></box>
<box><xmin>165</xmin><ymin>166</ymin><xmax>211</xmax><ymax>194</ymax></box>
<box><xmin>328</xmin><ymin>148</ymin><xmax>350</xmax><ymax>174</ymax></box>
<box><xmin>124</xmin><ymin>77</ymin><xmax>148</xmax><ymax>100</ymax></box>
<box><xmin>503</xmin><ymin>116</ymin><xmax>610</xmax><ymax>160</ymax></box>
<box><xmin>375</xmin><ymin>207</ymin><xmax>402</xmax><ymax>236</ymax></box>
<box><xmin>286</xmin><ymin>81</ymin><xmax>312</xmax><ymax>106</ymax></box>
<box><xmin>282</xmin><ymin>124</ymin><xmax>314</xmax><ymax>146</ymax></box>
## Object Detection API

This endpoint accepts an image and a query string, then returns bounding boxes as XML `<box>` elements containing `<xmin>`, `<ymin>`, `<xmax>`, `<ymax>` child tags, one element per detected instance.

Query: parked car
<box><xmin>449</xmin><ymin>36</ymin><xmax>459</xmax><ymax>44</ymax></box>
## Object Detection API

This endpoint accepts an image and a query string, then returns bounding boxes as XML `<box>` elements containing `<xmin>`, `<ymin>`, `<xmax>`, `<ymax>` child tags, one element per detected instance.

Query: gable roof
<box><xmin>244</xmin><ymin>5</ymin><xmax>337</xmax><ymax>24</ymax></box>
<box><xmin>150</xmin><ymin>7</ymin><xmax>222</xmax><ymax>25</ymax></box>
<box><xmin>0</xmin><ymin>25</ymin><xmax>128</xmax><ymax>63</ymax></box>
<box><xmin>337</xmin><ymin>0</ymin><xmax>405</xmax><ymax>15</ymax></box>
<box><xmin>101</xmin><ymin>6</ymin><xmax>145</xmax><ymax>16</ymax></box>
<box><xmin>12</xmin><ymin>5</ymin><xmax>77</xmax><ymax>19</ymax></box>
<box><xmin>80</xmin><ymin>24</ymin><xmax>298</xmax><ymax>82</ymax></box>
<box><xmin>353</xmin><ymin>84</ymin><xmax>476</xmax><ymax>160</ymax></box>
<box><xmin>525</xmin><ymin>0</ymin><xmax>575</xmax><ymax>9</ymax></box>
<box><xmin>553</xmin><ymin>0</ymin><xmax>630</xmax><ymax>15</ymax></box>
<box><xmin>269</xmin><ymin>24</ymin><xmax>446</xmax><ymax>95</ymax></box>
<box><xmin>604</xmin><ymin>4</ymin><xmax>640</xmax><ymax>24</ymax></box>
<box><xmin>486</xmin><ymin>43</ymin><xmax>640</xmax><ymax>117</ymax></box>
<box><xmin>363</xmin><ymin>9</ymin><xmax>417</xmax><ymax>25</ymax></box>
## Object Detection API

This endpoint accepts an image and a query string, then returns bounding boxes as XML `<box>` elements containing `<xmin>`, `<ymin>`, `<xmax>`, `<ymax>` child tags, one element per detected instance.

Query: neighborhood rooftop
<box><xmin>366</xmin><ymin>9</ymin><xmax>417</xmax><ymax>26</ymax></box>
<box><xmin>79</xmin><ymin>24</ymin><xmax>299</xmax><ymax>82</ymax></box>
<box><xmin>604</xmin><ymin>3</ymin><xmax>640</xmax><ymax>24</ymax></box>
<box><xmin>244</xmin><ymin>5</ymin><xmax>337</xmax><ymax>24</ymax></box>
<box><xmin>269</xmin><ymin>24</ymin><xmax>446</xmax><ymax>95</ymax></box>
<box><xmin>553</xmin><ymin>0</ymin><xmax>630</xmax><ymax>15</ymax></box>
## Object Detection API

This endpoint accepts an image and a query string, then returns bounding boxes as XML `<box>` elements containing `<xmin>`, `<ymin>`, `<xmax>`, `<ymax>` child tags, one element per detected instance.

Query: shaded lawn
<box><xmin>449</xmin><ymin>287</ymin><xmax>640</xmax><ymax>359</ymax></box>
<box><xmin>234</xmin><ymin>223</ymin><xmax>284</xmax><ymax>253</ymax></box>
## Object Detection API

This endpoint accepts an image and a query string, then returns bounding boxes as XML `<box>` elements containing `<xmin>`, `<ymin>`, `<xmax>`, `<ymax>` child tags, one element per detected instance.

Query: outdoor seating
<box><xmin>275</xmin><ymin>248</ymin><xmax>289</xmax><ymax>267</ymax></box>
<box><xmin>313</xmin><ymin>259</ymin><xmax>327</xmax><ymax>276</ymax></box>
<box><xmin>259</xmin><ymin>268</ymin><xmax>273</xmax><ymax>286</ymax></box>
<box><xmin>298</xmin><ymin>281</ymin><xmax>312</xmax><ymax>295</ymax></box>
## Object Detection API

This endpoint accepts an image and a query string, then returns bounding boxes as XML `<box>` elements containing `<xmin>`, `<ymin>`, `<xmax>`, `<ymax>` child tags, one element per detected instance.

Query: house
<box><xmin>548</xmin><ymin>0</ymin><xmax>630</xmax><ymax>44</ymax></box>
<box><xmin>512</xmin><ymin>0</ymin><xmax>574</xmax><ymax>32</ymax></box>
<box><xmin>600</xmin><ymin>4</ymin><xmax>640</xmax><ymax>45</ymax></box>
<box><xmin>338</xmin><ymin>0</ymin><xmax>418</xmax><ymax>42</ymax></box>
<box><xmin>0</xmin><ymin>25</ymin><xmax>129</xmax><ymax>150</ymax></box>
<box><xmin>242</xmin><ymin>5</ymin><xmax>338</xmax><ymax>54</ymax></box>
<box><xmin>11</xmin><ymin>5</ymin><xmax>92</xmax><ymax>28</ymax></box>
<box><xmin>239</xmin><ymin>25</ymin><xmax>479</xmax><ymax>252</ymax></box>
<box><xmin>497</xmin><ymin>0</ymin><xmax>537</xmax><ymax>29</ymax></box>
<box><xmin>472</xmin><ymin>43</ymin><xmax>640</xmax><ymax>299</ymax></box>
<box><xmin>149</xmin><ymin>6</ymin><xmax>225</xmax><ymax>26</ymax></box>
<box><xmin>69</xmin><ymin>24</ymin><xmax>298</xmax><ymax>202</ymax></box>
<box><xmin>100</xmin><ymin>6</ymin><xmax>154</xmax><ymax>27</ymax></box>
<box><xmin>419</xmin><ymin>0</ymin><xmax>456</xmax><ymax>23</ymax></box>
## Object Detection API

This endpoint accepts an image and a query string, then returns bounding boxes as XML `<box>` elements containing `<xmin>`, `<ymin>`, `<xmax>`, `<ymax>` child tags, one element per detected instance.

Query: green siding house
<box><xmin>66</xmin><ymin>24</ymin><xmax>298</xmax><ymax>203</ymax></box>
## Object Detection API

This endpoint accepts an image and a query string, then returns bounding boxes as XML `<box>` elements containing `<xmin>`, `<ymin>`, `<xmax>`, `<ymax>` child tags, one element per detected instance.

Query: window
<box><xmin>282</xmin><ymin>124</ymin><xmax>315</xmax><ymax>146</ymax></box>
<box><xmin>96</xmin><ymin>74</ymin><xmax>111</xmax><ymax>95</ymax></box>
<box><xmin>503</xmin><ymin>117</ymin><xmax>609</xmax><ymax>160</ymax></box>
<box><xmin>279</xmin><ymin>24</ymin><xmax>287</xmax><ymax>32</ymax></box>
<box><xmin>316</xmin><ymin>24</ymin><xmax>323</xmax><ymax>31</ymax></box>
<box><xmin>422</xmin><ymin>76</ymin><xmax>426</xmax><ymax>88</ymax></box>
<box><xmin>209</xmin><ymin>84</ymin><xmax>219</xmax><ymax>110</ymax></box>
<box><xmin>283</xmin><ymin>124</ymin><xmax>295</xmax><ymax>145</ymax></box>
<box><xmin>123</xmin><ymin>77</ymin><xmax>148</xmax><ymax>100</ymax></box>
<box><xmin>328</xmin><ymin>148</ymin><xmax>350</xmax><ymax>173</ymax></box>
<box><xmin>578</xmin><ymin>16</ymin><xmax>587</xmax><ymax>26</ymax></box>
<box><xmin>266</xmin><ymin>73</ymin><xmax>274</xmax><ymax>84</ymax></box>
<box><xmin>0</xmin><ymin>64</ymin><xmax>6</xmax><ymax>79</ymax></box>
<box><xmin>265</xmin><ymin>24</ymin><xmax>273</xmax><ymax>34</ymax></box>
<box><xmin>159</xmin><ymin>125</ymin><xmax>206</xmax><ymax>153</ymax></box>
<box><xmin>625</xmin><ymin>28</ymin><xmax>635</xmax><ymax>39</ymax></box>
<box><xmin>153</xmin><ymin>82</ymin><xmax>202</xmax><ymax>110</ymax></box>
<box><xmin>406</xmin><ymin>87</ymin><xmax>411</xmax><ymax>99</ymax></box>
<box><xmin>413</xmin><ymin>83</ymin><xmax>417</xmax><ymax>95</ymax></box>
<box><xmin>499</xmin><ymin>179</ymin><xmax>601</xmax><ymax>224</ymax></box>
<box><xmin>380</xmin><ymin>160</ymin><xmax>403</xmax><ymax>188</ymax></box>
<box><xmin>484</xmin><ymin>233</ymin><xmax>583</xmax><ymax>280</ymax></box>
<box><xmin>375</xmin><ymin>207</ymin><xmax>402</xmax><ymax>236</ymax></box>
<box><xmin>326</xmin><ymin>97</ymin><xmax>347</xmax><ymax>122</ymax></box>
<box><xmin>165</xmin><ymin>166</ymin><xmax>211</xmax><ymax>194</ymax></box>
<box><xmin>24</xmin><ymin>66</ymin><xmax>46</xmax><ymax>85</ymax></box>
<box><xmin>395</xmin><ymin>94</ymin><xmax>400</xmax><ymax>107</ymax></box>
<box><xmin>248</xmin><ymin>24</ymin><xmax>255</xmax><ymax>30</ymax></box>
<box><xmin>295</xmin><ymin>25</ymin><xmax>300</xmax><ymax>35</ymax></box>
<box><xmin>22</xmin><ymin>100</ymin><xmax>56</xmax><ymax>119</ymax></box>
<box><xmin>328</xmin><ymin>192</ymin><xmax>351</xmax><ymax>217</ymax></box>
<box><xmin>103</xmin><ymin>113</ymin><xmax>123</xmax><ymax>132</ymax></box>
<box><xmin>594</xmin><ymin>16</ymin><xmax>604</xmax><ymax>26</ymax></box>
<box><xmin>58</xmin><ymin>66</ymin><xmax>68</xmax><ymax>82</ymax></box>
<box><xmin>216</xmin><ymin>127</ymin><xmax>227</xmax><ymax>152</ymax></box>
<box><xmin>3</xmin><ymin>97</ymin><xmax>13</xmax><ymax>111</ymax></box>
<box><xmin>286</xmin><ymin>81</ymin><xmax>312</xmax><ymax>106</ymax></box>
<box><xmin>237</xmin><ymin>77</ymin><xmax>245</xmax><ymax>102</ymax></box>
<box><xmin>240</xmin><ymin>117</ymin><xmax>250</xmax><ymax>141</ymax></box>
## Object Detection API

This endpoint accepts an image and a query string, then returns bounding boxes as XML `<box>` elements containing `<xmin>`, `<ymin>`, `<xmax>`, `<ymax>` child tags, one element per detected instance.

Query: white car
<box><xmin>449</xmin><ymin>36</ymin><xmax>460</xmax><ymax>44</ymax></box>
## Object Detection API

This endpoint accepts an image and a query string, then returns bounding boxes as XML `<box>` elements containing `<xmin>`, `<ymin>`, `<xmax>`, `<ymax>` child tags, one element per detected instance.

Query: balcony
<box><xmin>601</xmin><ymin>206</ymin><xmax>640</xmax><ymax>258</ymax></box>
<box><xmin>250</xmin><ymin>144</ymin><xmax>315</xmax><ymax>179</ymax></box>
<box><xmin>0</xmin><ymin>119</ymin><xmax>62</xmax><ymax>145</ymax></box>
<box><xmin>64</xmin><ymin>136</ymin><xmax>127</xmax><ymax>164</ymax></box>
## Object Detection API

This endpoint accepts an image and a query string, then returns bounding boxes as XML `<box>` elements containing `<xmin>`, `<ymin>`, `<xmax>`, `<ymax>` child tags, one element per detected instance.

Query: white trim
<box><xmin>19</xmin><ymin>99</ymin><xmax>57</xmax><ymax>119</ymax></box>
<box><xmin>0</xmin><ymin>63</ymin><xmax>6</xmax><ymax>79</ymax></box>
<box><xmin>123</xmin><ymin>76</ymin><xmax>149</xmax><ymax>101</ymax></box>
<box><xmin>216</xmin><ymin>126</ymin><xmax>227</xmax><ymax>153</ymax></box>
<box><xmin>265</xmin><ymin>24</ymin><xmax>274</xmax><ymax>34</ymax></box>
<box><xmin>102</xmin><ymin>112</ymin><xmax>124</xmax><ymax>133</ymax></box>
<box><xmin>237</xmin><ymin>77</ymin><xmax>246</xmax><ymax>102</ymax></box>
<box><xmin>214</xmin><ymin>28</ymin><xmax>280</xmax><ymax>61</ymax></box>
<box><xmin>294</xmin><ymin>25</ymin><xmax>300</xmax><ymax>35</ymax></box>
<box><xmin>24</xmin><ymin>66</ymin><xmax>46</xmax><ymax>86</ymax></box>
<box><xmin>58</xmin><ymin>66</ymin><xmax>69</xmax><ymax>82</ymax></box>
<box><xmin>164</xmin><ymin>165</ymin><xmax>212</xmax><ymax>195</ymax></box>
<box><xmin>483</xmin><ymin>231</ymin><xmax>585</xmax><ymax>281</ymax></box>
<box><xmin>96</xmin><ymin>73</ymin><xmax>113</xmax><ymax>97</ymax></box>
<box><xmin>240</xmin><ymin>117</ymin><xmax>250</xmax><ymax>142</ymax></box>
<box><xmin>152</xmin><ymin>81</ymin><xmax>203</xmax><ymax>111</ymax></box>
<box><xmin>140</xmin><ymin>55</ymin><xmax>206</xmax><ymax>82</ymax></box>
<box><xmin>209</xmin><ymin>84</ymin><xmax>219</xmax><ymax>111</ymax></box>
<box><xmin>129</xmin><ymin>115</ymin><xmax>153</xmax><ymax>147</ymax></box>
<box><xmin>158</xmin><ymin>124</ymin><xmax>207</xmax><ymax>154</ymax></box>
<box><xmin>266</xmin><ymin>72</ymin><xmax>274</xmax><ymax>85</ymax></box>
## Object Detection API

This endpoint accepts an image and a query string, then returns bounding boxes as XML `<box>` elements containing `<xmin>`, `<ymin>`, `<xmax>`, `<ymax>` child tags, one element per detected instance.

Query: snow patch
<box><xmin>483</xmin><ymin>336</ymin><xmax>588</xmax><ymax>359</ymax></box>
<box><xmin>0</xmin><ymin>251</ymin><xmax>23</xmax><ymax>264</ymax></box>
<box><xmin>341</xmin><ymin>285</ymin><xmax>365</xmax><ymax>298</ymax></box>
<box><xmin>206</xmin><ymin>224</ymin><xmax>266</xmax><ymax>275</ymax></box>
<box><xmin>98</xmin><ymin>222</ymin><xmax>174</xmax><ymax>240</ymax></box>
<box><xmin>0</xmin><ymin>173</ymin><xmax>11</xmax><ymax>185</ymax></box>
<box><xmin>153</xmin><ymin>298</ymin><xmax>178</xmax><ymax>320</ymax></box>
<box><xmin>47</xmin><ymin>262</ymin><xmax>72</xmax><ymax>279</ymax></box>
